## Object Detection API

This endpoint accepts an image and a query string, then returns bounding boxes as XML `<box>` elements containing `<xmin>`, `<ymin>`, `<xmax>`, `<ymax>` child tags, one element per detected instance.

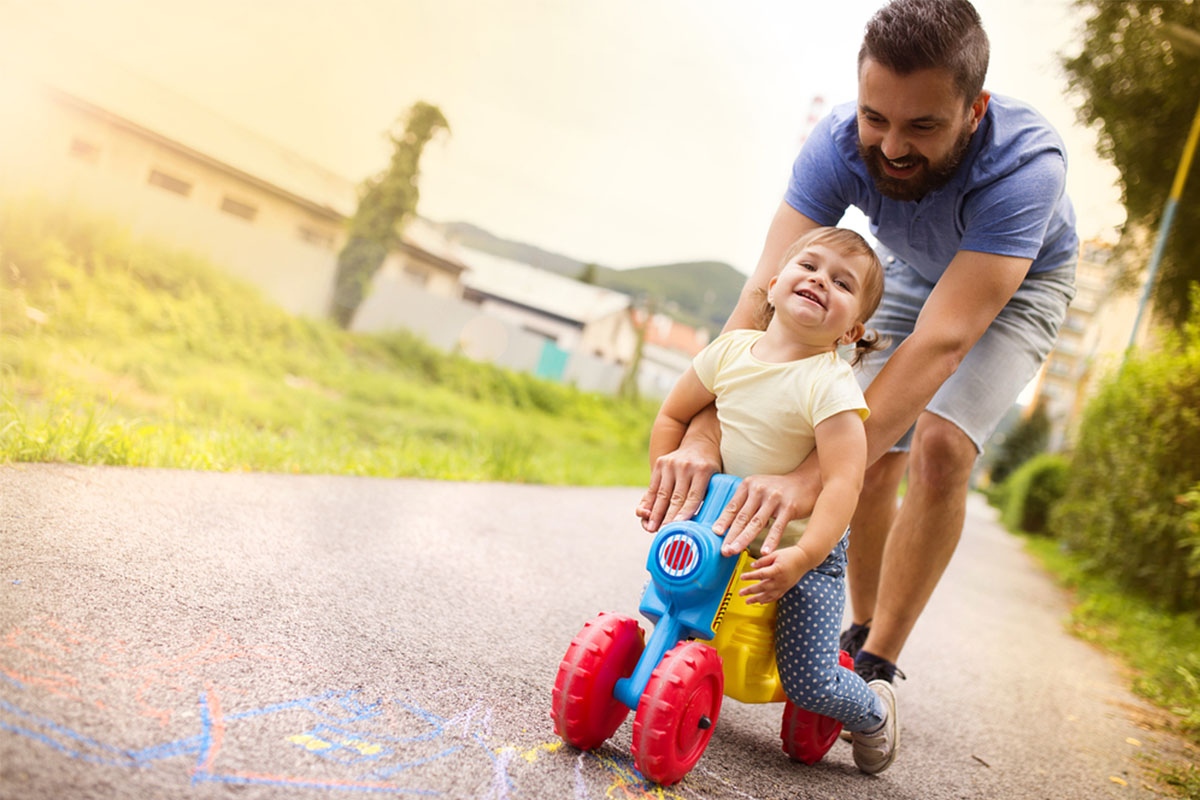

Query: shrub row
<box><xmin>991</xmin><ymin>288</ymin><xmax>1200</xmax><ymax>614</ymax></box>
<box><xmin>990</xmin><ymin>453</ymin><xmax>1069</xmax><ymax>536</ymax></box>
<box><xmin>1051</xmin><ymin>293</ymin><xmax>1200</xmax><ymax>613</ymax></box>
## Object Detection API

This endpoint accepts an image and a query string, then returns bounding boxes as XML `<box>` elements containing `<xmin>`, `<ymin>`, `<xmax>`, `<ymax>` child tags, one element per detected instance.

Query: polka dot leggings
<box><xmin>774</xmin><ymin>532</ymin><xmax>884</xmax><ymax>733</ymax></box>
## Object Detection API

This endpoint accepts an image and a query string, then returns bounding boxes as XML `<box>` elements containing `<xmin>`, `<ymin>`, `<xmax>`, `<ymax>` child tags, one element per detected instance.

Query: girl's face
<box><xmin>767</xmin><ymin>243</ymin><xmax>870</xmax><ymax>346</ymax></box>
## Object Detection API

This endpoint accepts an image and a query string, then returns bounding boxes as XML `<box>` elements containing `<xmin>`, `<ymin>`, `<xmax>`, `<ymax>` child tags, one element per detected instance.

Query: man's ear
<box><xmin>839</xmin><ymin>321</ymin><xmax>866</xmax><ymax>346</ymax></box>
<box><xmin>968</xmin><ymin>91</ymin><xmax>990</xmax><ymax>132</ymax></box>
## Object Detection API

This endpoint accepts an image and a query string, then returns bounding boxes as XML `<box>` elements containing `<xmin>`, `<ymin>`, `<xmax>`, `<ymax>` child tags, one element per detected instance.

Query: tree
<box><xmin>329</xmin><ymin>102</ymin><xmax>449</xmax><ymax>328</ymax></box>
<box><xmin>1063</xmin><ymin>1</ymin><xmax>1200</xmax><ymax>329</ymax></box>
<box><xmin>618</xmin><ymin>302</ymin><xmax>652</xmax><ymax>402</ymax></box>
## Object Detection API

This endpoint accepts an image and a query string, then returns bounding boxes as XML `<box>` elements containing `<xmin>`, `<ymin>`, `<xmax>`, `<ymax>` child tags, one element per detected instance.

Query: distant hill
<box><xmin>436</xmin><ymin>221</ymin><xmax>745</xmax><ymax>332</ymax></box>
<box><xmin>438</xmin><ymin>221</ymin><xmax>586</xmax><ymax>278</ymax></box>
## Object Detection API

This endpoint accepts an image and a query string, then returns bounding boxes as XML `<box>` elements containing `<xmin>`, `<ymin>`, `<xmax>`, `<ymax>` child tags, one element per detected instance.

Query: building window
<box><xmin>220</xmin><ymin>196</ymin><xmax>258</xmax><ymax>221</ymax></box>
<box><xmin>147</xmin><ymin>168</ymin><xmax>192</xmax><ymax>197</ymax></box>
<box><xmin>297</xmin><ymin>225</ymin><xmax>334</xmax><ymax>249</ymax></box>
<box><xmin>69</xmin><ymin>137</ymin><xmax>100</xmax><ymax>164</ymax></box>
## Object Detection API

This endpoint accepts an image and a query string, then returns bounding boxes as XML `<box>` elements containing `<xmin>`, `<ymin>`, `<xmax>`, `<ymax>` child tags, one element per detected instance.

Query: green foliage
<box><xmin>1049</xmin><ymin>286</ymin><xmax>1200</xmax><ymax>612</ymax></box>
<box><xmin>987</xmin><ymin>401</ymin><xmax>1052</xmax><ymax>486</ymax></box>
<box><xmin>1064</xmin><ymin>0</ymin><xmax>1200</xmax><ymax>328</ymax></box>
<box><xmin>330</xmin><ymin>101</ymin><xmax>449</xmax><ymax>327</ymax></box>
<box><xmin>329</xmin><ymin>236</ymin><xmax>388</xmax><ymax>329</ymax></box>
<box><xmin>0</xmin><ymin>201</ymin><xmax>656</xmax><ymax>485</ymax></box>
<box><xmin>595</xmin><ymin>261</ymin><xmax>744</xmax><ymax>333</ymax></box>
<box><xmin>1184</xmin><ymin>483</ymin><xmax>1200</xmax><ymax>590</ymax></box>
<box><xmin>992</xmin><ymin>453</ymin><xmax>1070</xmax><ymax>535</ymax></box>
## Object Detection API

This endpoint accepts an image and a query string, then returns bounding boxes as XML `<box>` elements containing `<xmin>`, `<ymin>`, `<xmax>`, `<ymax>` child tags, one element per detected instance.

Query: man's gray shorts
<box><xmin>856</xmin><ymin>246</ymin><xmax>1077</xmax><ymax>454</ymax></box>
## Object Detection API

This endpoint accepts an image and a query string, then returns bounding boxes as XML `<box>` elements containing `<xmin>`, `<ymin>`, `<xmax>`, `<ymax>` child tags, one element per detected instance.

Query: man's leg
<box><xmin>847</xmin><ymin>451</ymin><xmax>908</xmax><ymax>627</ymax></box>
<box><xmin>860</xmin><ymin>412</ymin><xmax>978</xmax><ymax>663</ymax></box>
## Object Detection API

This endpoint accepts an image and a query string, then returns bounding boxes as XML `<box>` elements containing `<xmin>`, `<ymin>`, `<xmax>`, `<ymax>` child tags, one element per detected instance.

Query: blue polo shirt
<box><xmin>785</xmin><ymin>96</ymin><xmax>1078</xmax><ymax>281</ymax></box>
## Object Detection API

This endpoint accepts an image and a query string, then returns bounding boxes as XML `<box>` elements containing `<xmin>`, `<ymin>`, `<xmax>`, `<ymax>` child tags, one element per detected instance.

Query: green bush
<box><xmin>988</xmin><ymin>401</ymin><xmax>1051</xmax><ymax>486</ymax></box>
<box><xmin>1050</xmin><ymin>287</ymin><xmax>1200</xmax><ymax>613</ymax></box>
<box><xmin>999</xmin><ymin>453</ymin><xmax>1069</xmax><ymax>535</ymax></box>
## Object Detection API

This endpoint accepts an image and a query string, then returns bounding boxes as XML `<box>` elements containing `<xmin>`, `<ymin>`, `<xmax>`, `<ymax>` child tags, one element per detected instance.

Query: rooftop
<box><xmin>460</xmin><ymin>248</ymin><xmax>631</xmax><ymax>325</ymax></box>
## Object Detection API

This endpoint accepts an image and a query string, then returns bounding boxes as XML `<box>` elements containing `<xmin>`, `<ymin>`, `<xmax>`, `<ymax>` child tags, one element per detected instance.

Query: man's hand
<box><xmin>636</xmin><ymin>442</ymin><xmax>720</xmax><ymax>532</ymax></box>
<box><xmin>714</xmin><ymin>469</ymin><xmax>820</xmax><ymax>556</ymax></box>
<box><xmin>737</xmin><ymin>546</ymin><xmax>817</xmax><ymax>605</ymax></box>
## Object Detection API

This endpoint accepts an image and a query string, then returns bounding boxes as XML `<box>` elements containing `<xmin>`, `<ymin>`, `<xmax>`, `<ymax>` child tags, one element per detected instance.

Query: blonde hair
<box><xmin>754</xmin><ymin>226</ymin><xmax>887</xmax><ymax>366</ymax></box>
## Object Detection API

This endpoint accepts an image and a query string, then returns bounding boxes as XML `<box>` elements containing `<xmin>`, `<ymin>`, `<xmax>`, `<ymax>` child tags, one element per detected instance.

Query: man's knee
<box><xmin>863</xmin><ymin>452</ymin><xmax>907</xmax><ymax>498</ymax></box>
<box><xmin>909</xmin><ymin>415</ymin><xmax>976</xmax><ymax>489</ymax></box>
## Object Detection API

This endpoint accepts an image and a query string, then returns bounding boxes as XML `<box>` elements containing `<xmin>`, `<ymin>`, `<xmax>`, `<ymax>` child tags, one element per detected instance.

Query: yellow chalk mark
<box><xmin>500</xmin><ymin>739</ymin><xmax>689</xmax><ymax>799</ymax></box>
<box><xmin>288</xmin><ymin>733</ymin><xmax>382</xmax><ymax>756</ymax></box>
<box><xmin>1110</xmin><ymin>775</ymin><xmax>1129</xmax><ymax>786</ymax></box>
<box><xmin>1125</xmin><ymin>737</ymin><xmax>1142</xmax><ymax>747</ymax></box>
<box><xmin>341</xmin><ymin>737</ymin><xmax>383</xmax><ymax>756</ymax></box>
<box><xmin>289</xmin><ymin>733</ymin><xmax>332</xmax><ymax>752</ymax></box>
<box><xmin>592</xmin><ymin>750</ymin><xmax>689</xmax><ymax>800</ymax></box>
<box><xmin>496</xmin><ymin>740</ymin><xmax>564</xmax><ymax>763</ymax></box>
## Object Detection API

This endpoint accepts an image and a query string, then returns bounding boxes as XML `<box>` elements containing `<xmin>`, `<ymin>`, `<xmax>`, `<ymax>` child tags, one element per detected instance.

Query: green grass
<box><xmin>1023</xmin><ymin>535</ymin><xmax>1200</xmax><ymax>797</ymax></box>
<box><xmin>0</xmin><ymin>201</ymin><xmax>657</xmax><ymax>484</ymax></box>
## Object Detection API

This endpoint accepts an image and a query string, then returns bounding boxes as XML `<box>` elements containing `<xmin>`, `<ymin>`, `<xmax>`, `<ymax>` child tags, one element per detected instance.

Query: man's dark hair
<box><xmin>858</xmin><ymin>0</ymin><xmax>990</xmax><ymax>104</ymax></box>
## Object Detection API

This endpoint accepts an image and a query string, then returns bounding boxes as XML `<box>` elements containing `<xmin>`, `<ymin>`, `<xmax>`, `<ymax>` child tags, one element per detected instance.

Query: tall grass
<box><xmin>0</xmin><ymin>201</ymin><xmax>657</xmax><ymax>485</ymax></box>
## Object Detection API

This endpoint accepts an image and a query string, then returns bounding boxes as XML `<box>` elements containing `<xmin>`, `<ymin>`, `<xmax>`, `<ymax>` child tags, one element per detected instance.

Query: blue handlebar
<box><xmin>613</xmin><ymin>474</ymin><xmax>743</xmax><ymax>709</ymax></box>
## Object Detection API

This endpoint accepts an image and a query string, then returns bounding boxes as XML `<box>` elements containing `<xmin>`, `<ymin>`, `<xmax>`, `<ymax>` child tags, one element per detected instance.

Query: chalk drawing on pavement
<box><xmin>0</xmin><ymin>615</ymin><xmax>513</xmax><ymax>796</ymax></box>
<box><xmin>0</xmin><ymin>615</ymin><xmax>763</xmax><ymax>798</ymax></box>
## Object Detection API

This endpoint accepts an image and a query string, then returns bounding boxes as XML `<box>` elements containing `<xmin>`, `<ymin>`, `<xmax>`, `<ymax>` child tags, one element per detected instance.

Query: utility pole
<box><xmin>1127</xmin><ymin>23</ymin><xmax>1200</xmax><ymax>355</ymax></box>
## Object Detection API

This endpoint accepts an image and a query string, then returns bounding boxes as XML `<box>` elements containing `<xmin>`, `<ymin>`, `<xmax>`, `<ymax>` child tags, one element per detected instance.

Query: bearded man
<box><xmin>640</xmin><ymin>0</ymin><xmax>1077</xmax><ymax>705</ymax></box>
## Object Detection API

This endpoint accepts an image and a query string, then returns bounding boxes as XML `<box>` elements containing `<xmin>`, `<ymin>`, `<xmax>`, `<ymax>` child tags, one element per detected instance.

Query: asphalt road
<box><xmin>0</xmin><ymin>464</ymin><xmax>1182</xmax><ymax>799</ymax></box>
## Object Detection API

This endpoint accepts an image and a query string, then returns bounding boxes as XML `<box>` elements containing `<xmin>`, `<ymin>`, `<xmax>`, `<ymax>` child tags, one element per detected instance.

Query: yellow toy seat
<box><xmin>709</xmin><ymin>551</ymin><xmax>787</xmax><ymax>704</ymax></box>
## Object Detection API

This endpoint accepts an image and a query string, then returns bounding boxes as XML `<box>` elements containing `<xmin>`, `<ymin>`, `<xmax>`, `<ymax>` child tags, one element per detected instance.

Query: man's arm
<box><xmin>638</xmin><ymin>368</ymin><xmax>717</xmax><ymax>530</ymax></box>
<box><xmin>715</xmin><ymin>248</ymin><xmax>1032</xmax><ymax>554</ymax></box>
<box><xmin>859</xmin><ymin>249</ymin><xmax>1031</xmax><ymax>464</ymax></box>
<box><xmin>647</xmin><ymin>368</ymin><xmax>716</xmax><ymax>464</ymax></box>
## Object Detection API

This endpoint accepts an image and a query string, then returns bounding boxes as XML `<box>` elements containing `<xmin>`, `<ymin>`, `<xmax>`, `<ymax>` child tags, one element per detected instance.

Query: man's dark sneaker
<box><xmin>854</xmin><ymin>650</ymin><xmax>906</xmax><ymax>684</ymax></box>
<box><xmin>839</xmin><ymin>621</ymin><xmax>871</xmax><ymax>659</ymax></box>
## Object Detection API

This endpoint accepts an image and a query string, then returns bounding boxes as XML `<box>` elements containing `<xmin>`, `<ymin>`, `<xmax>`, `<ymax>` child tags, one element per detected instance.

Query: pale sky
<box><xmin>10</xmin><ymin>0</ymin><xmax>1124</xmax><ymax>273</ymax></box>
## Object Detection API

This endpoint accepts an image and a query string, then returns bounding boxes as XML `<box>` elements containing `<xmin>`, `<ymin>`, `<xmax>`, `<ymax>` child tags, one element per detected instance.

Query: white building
<box><xmin>459</xmin><ymin>249</ymin><xmax>637</xmax><ymax>366</ymax></box>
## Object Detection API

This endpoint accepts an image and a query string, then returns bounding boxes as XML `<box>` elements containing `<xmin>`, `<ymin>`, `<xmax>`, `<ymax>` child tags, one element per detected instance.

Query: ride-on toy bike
<box><xmin>551</xmin><ymin>474</ymin><xmax>852</xmax><ymax>785</ymax></box>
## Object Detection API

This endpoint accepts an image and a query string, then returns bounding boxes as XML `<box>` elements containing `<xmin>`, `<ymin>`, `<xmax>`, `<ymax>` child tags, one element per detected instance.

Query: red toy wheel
<box><xmin>631</xmin><ymin>641</ymin><xmax>724</xmax><ymax>786</ymax></box>
<box><xmin>780</xmin><ymin>650</ymin><xmax>854</xmax><ymax>764</ymax></box>
<box><xmin>551</xmin><ymin>612</ymin><xmax>644</xmax><ymax>750</ymax></box>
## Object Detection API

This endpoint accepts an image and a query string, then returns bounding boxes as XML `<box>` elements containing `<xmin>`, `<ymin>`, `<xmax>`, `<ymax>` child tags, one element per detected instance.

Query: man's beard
<box><xmin>857</xmin><ymin>125</ymin><xmax>973</xmax><ymax>202</ymax></box>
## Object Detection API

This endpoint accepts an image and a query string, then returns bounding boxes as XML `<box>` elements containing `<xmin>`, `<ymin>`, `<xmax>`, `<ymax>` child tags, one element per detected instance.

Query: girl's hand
<box><xmin>737</xmin><ymin>546</ymin><xmax>815</xmax><ymax>605</ymax></box>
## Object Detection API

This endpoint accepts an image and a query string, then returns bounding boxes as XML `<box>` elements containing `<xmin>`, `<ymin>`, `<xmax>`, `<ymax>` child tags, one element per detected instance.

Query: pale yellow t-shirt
<box><xmin>692</xmin><ymin>329</ymin><xmax>869</xmax><ymax>553</ymax></box>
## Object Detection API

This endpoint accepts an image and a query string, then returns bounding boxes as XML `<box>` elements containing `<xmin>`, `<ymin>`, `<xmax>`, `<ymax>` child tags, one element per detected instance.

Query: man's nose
<box><xmin>880</xmin><ymin>129</ymin><xmax>909</xmax><ymax>160</ymax></box>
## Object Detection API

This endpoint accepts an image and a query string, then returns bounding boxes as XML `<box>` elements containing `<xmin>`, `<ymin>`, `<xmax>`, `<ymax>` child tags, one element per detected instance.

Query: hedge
<box><xmin>998</xmin><ymin>453</ymin><xmax>1070</xmax><ymax>535</ymax></box>
<box><xmin>1049</xmin><ymin>292</ymin><xmax>1200</xmax><ymax>613</ymax></box>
